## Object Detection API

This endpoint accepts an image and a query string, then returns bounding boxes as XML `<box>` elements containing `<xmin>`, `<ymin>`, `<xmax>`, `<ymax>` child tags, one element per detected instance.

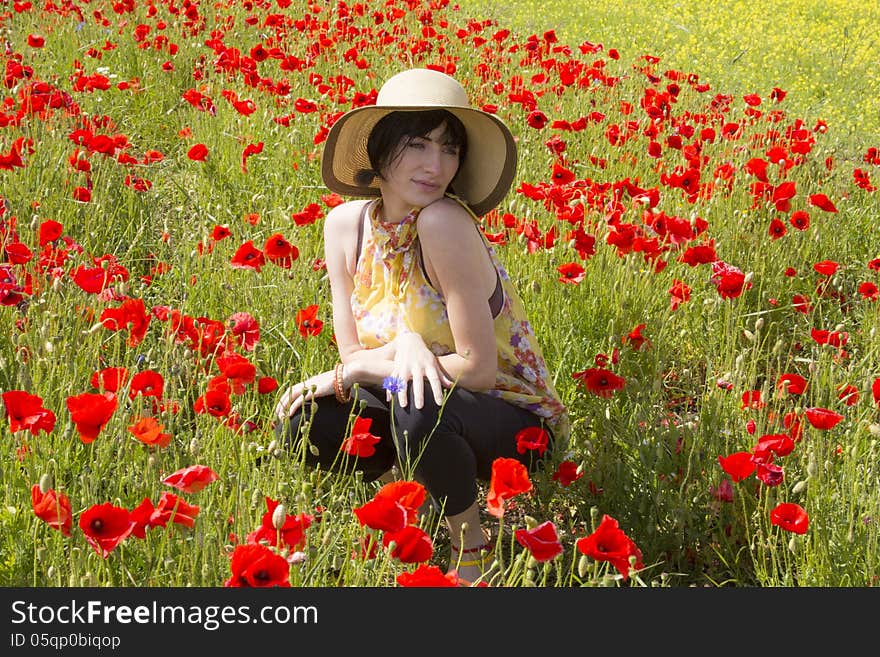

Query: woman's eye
<box><xmin>443</xmin><ymin>145</ymin><xmax>459</xmax><ymax>155</ymax></box>
<box><xmin>408</xmin><ymin>141</ymin><xmax>425</xmax><ymax>149</ymax></box>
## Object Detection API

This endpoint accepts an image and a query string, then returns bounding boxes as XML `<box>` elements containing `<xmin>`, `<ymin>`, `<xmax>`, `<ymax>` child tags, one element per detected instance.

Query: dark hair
<box><xmin>355</xmin><ymin>109</ymin><xmax>468</xmax><ymax>188</ymax></box>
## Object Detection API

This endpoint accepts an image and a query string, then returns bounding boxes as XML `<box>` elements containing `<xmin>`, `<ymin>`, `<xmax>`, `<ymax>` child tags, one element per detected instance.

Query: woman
<box><xmin>274</xmin><ymin>68</ymin><xmax>569</xmax><ymax>584</ymax></box>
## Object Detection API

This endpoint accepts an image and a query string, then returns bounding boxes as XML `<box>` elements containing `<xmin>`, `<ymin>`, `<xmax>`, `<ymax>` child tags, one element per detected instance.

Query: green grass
<box><xmin>0</xmin><ymin>0</ymin><xmax>878</xmax><ymax>588</ymax></box>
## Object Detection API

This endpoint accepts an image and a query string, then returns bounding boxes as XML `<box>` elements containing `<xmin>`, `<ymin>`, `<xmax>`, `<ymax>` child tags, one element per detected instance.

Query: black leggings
<box><xmin>276</xmin><ymin>384</ymin><xmax>552</xmax><ymax>516</ymax></box>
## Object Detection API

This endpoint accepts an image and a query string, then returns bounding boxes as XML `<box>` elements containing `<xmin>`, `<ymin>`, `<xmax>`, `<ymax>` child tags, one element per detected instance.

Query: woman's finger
<box><xmin>425</xmin><ymin>370</ymin><xmax>444</xmax><ymax>406</ymax></box>
<box><xmin>411</xmin><ymin>372</ymin><xmax>425</xmax><ymax>409</ymax></box>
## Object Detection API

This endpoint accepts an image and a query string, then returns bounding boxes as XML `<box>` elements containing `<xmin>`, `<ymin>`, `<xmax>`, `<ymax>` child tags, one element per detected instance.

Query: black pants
<box><xmin>276</xmin><ymin>384</ymin><xmax>552</xmax><ymax>516</ymax></box>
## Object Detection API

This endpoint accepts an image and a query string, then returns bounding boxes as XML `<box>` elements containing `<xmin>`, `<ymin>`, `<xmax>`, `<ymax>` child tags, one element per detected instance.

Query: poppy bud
<box><xmin>268</xmin><ymin>439</ymin><xmax>278</xmax><ymax>453</ymax></box>
<box><xmin>869</xmin><ymin>424</ymin><xmax>880</xmax><ymax>437</ymax></box>
<box><xmin>189</xmin><ymin>438</ymin><xmax>199</xmax><ymax>455</ymax></box>
<box><xmin>271</xmin><ymin>503</ymin><xmax>286</xmax><ymax>530</ymax></box>
<box><xmin>742</xmin><ymin>329</ymin><xmax>755</xmax><ymax>342</ymax></box>
<box><xmin>36</xmin><ymin>547</ymin><xmax>47</xmax><ymax>562</ymax></box>
<box><xmin>754</xmin><ymin>317</ymin><xmax>764</xmax><ymax>332</ymax></box>
<box><xmin>807</xmin><ymin>460</ymin><xmax>818</xmax><ymax>478</ymax></box>
<box><xmin>250</xmin><ymin>488</ymin><xmax>262</xmax><ymax>507</ymax></box>
<box><xmin>792</xmin><ymin>480</ymin><xmax>807</xmax><ymax>494</ymax></box>
<box><xmin>524</xmin><ymin>515</ymin><xmax>539</xmax><ymax>530</ymax></box>
<box><xmin>788</xmin><ymin>536</ymin><xmax>798</xmax><ymax>554</ymax></box>
<box><xmin>578</xmin><ymin>554</ymin><xmax>590</xmax><ymax>579</ymax></box>
<box><xmin>147</xmin><ymin>454</ymin><xmax>157</xmax><ymax>469</ymax></box>
<box><xmin>38</xmin><ymin>472</ymin><xmax>53</xmax><ymax>493</ymax></box>
<box><xmin>47</xmin><ymin>566</ymin><xmax>56</xmax><ymax>579</ymax></box>
<box><xmin>772</xmin><ymin>339</ymin><xmax>783</xmax><ymax>356</ymax></box>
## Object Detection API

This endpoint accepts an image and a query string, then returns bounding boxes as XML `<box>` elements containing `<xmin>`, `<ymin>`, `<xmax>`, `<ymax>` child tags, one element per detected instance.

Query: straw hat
<box><xmin>321</xmin><ymin>68</ymin><xmax>517</xmax><ymax>217</ymax></box>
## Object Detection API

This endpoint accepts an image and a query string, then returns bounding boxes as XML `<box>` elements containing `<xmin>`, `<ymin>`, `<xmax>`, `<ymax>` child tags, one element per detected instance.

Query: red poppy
<box><xmin>79</xmin><ymin>502</ymin><xmax>134</xmax><ymax>558</ymax></box>
<box><xmin>668</xmin><ymin>279</ymin><xmax>691</xmax><ymax>311</ymax></box>
<box><xmin>230</xmin><ymin>241</ymin><xmax>265</xmax><ymax>272</ymax></box>
<box><xmin>162</xmin><ymin>465</ymin><xmax>219</xmax><ymax>493</ymax></box>
<box><xmin>571</xmin><ymin>367</ymin><xmax>626</xmax><ymax>398</ymax></box>
<box><xmin>291</xmin><ymin>202</ymin><xmax>323</xmax><ymax>226</ymax></box>
<box><xmin>383</xmin><ymin>525</ymin><xmax>434</xmax><ymax>563</ymax></box>
<box><xmin>263</xmin><ymin>233</ymin><xmax>298</xmax><ymax>268</ymax></box>
<box><xmin>858</xmin><ymin>281</ymin><xmax>879</xmax><ymax>301</ymax></box>
<box><xmin>31</xmin><ymin>484</ymin><xmax>72</xmax><ymax>536</ymax></box>
<box><xmin>128</xmin><ymin>416</ymin><xmax>172</xmax><ymax>448</ymax></box>
<box><xmin>768</xmin><ymin>218</ymin><xmax>786</xmax><ymax>239</ymax></box>
<box><xmin>90</xmin><ymin>367</ymin><xmax>129</xmax><ymax>392</ymax></box>
<box><xmin>792</xmin><ymin>294</ymin><xmax>812</xmax><ymax>313</ymax></box>
<box><xmin>187</xmin><ymin>143</ymin><xmax>208</xmax><ymax>161</ymax></box>
<box><xmin>551</xmin><ymin>460</ymin><xmax>583</xmax><ymax>487</ymax></box>
<box><xmin>575</xmin><ymin>514</ymin><xmax>644</xmax><ymax>581</ymax></box>
<box><xmin>353</xmin><ymin>496</ymin><xmax>408</xmax><ymax>533</ymax></box>
<box><xmin>804</xmin><ymin>407</ymin><xmax>844</xmax><ymax>430</ymax></box>
<box><xmin>66</xmin><ymin>391</ymin><xmax>118</xmax><ymax>444</ymax></box>
<box><xmin>808</xmin><ymin>193</ymin><xmax>837</xmax><ymax>213</ymax></box>
<box><xmin>837</xmin><ymin>384</ymin><xmax>860</xmax><ymax>406</ymax></box>
<box><xmin>216</xmin><ymin>353</ymin><xmax>257</xmax><ymax>394</ymax></box>
<box><xmin>258</xmin><ymin>376</ymin><xmax>278</xmax><ymax>394</ymax></box>
<box><xmin>873</xmin><ymin>377</ymin><xmax>880</xmax><ymax>407</ymax></box>
<box><xmin>38</xmin><ymin>219</ymin><xmax>63</xmax><ymax>246</ymax></box>
<box><xmin>228</xmin><ymin>311</ymin><xmax>260</xmax><ymax>351</ymax></box>
<box><xmin>129</xmin><ymin>370</ymin><xmax>164</xmax><ymax>400</ymax></box>
<box><xmin>396</xmin><ymin>564</ymin><xmax>459</xmax><ymax>587</ymax></box>
<box><xmin>776</xmin><ymin>373</ymin><xmax>807</xmax><ymax>395</ymax></box>
<box><xmin>99</xmin><ymin>298</ymin><xmax>151</xmax><ymax>347</ymax></box>
<box><xmin>2</xmin><ymin>390</ymin><xmax>56</xmax><ymax>436</ymax></box>
<box><xmin>514</xmin><ymin>520</ymin><xmax>563</xmax><ymax>562</ymax></box>
<box><xmin>515</xmin><ymin>425</ymin><xmax>550</xmax><ymax>456</ymax></box>
<box><xmin>224</xmin><ymin>543</ymin><xmax>291</xmax><ymax>587</ymax></box>
<box><xmin>72</xmin><ymin>265</ymin><xmax>112</xmax><ymax>294</ymax></box>
<box><xmin>486</xmin><ymin>457</ymin><xmax>532</xmax><ymax>518</ymax></box>
<box><xmin>740</xmin><ymin>389</ymin><xmax>765</xmax><ymax>410</ymax></box>
<box><xmin>756</xmin><ymin>464</ymin><xmax>783</xmax><ymax>489</ymax></box>
<box><xmin>557</xmin><ymin>262</ymin><xmax>585</xmax><ymax>284</ymax></box>
<box><xmin>151</xmin><ymin>491</ymin><xmax>200</xmax><ymax>529</ymax></box>
<box><xmin>789</xmin><ymin>210</ymin><xmax>810</xmax><ymax>230</ymax></box>
<box><xmin>526</xmin><ymin>109</ymin><xmax>549</xmax><ymax>129</ymax></box>
<box><xmin>193</xmin><ymin>388</ymin><xmax>231</xmax><ymax>417</ymax></box>
<box><xmin>718</xmin><ymin>451</ymin><xmax>756</xmax><ymax>482</ymax></box>
<box><xmin>72</xmin><ymin>186</ymin><xmax>91</xmax><ymax>203</ymax></box>
<box><xmin>241</xmin><ymin>141</ymin><xmax>263</xmax><ymax>173</ymax></box>
<box><xmin>129</xmin><ymin>498</ymin><xmax>157</xmax><ymax>539</ymax></box>
<box><xmin>295</xmin><ymin>304</ymin><xmax>323</xmax><ymax>338</ymax></box>
<box><xmin>375</xmin><ymin>481</ymin><xmax>426</xmax><ymax>525</ymax></box>
<box><xmin>813</xmin><ymin>260</ymin><xmax>839</xmax><ymax>276</ymax></box>
<box><xmin>753</xmin><ymin>433</ymin><xmax>795</xmax><ymax>459</ymax></box>
<box><xmin>246</xmin><ymin>497</ymin><xmax>313</xmax><ymax>551</ymax></box>
<box><xmin>711</xmin><ymin>260</ymin><xmax>751</xmax><ymax>299</ymax></box>
<box><xmin>341</xmin><ymin>416</ymin><xmax>382</xmax><ymax>457</ymax></box>
<box><xmin>770</xmin><ymin>502</ymin><xmax>809</xmax><ymax>534</ymax></box>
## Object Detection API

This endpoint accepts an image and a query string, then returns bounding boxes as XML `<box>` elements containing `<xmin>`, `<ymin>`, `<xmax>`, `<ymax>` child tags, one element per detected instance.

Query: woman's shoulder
<box><xmin>323</xmin><ymin>199</ymin><xmax>372</xmax><ymax>239</ymax></box>
<box><xmin>416</xmin><ymin>196</ymin><xmax>477</xmax><ymax>238</ymax></box>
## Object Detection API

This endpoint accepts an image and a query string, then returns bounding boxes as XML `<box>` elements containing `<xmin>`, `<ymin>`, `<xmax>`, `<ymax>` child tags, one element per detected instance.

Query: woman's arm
<box><xmin>323</xmin><ymin>201</ymin><xmax>396</xmax><ymax>364</ymax></box>
<box><xmin>416</xmin><ymin>198</ymin><xmax>498</xmax><ymax>391</ymax></box>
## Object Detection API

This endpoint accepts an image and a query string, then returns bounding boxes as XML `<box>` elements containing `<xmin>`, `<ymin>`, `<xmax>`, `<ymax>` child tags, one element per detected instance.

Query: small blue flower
<box><xmin>382</xmin><ymin>376</ymin><xmax>405</xmax><ymax>394</ymax></box>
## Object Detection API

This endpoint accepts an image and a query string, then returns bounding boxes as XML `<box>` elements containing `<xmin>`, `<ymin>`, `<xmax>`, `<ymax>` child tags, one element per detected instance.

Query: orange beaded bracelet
<box><xmin>334</xmin><ymin>362</ymin><xmax>351</xmax><ymax>403</ymax></box>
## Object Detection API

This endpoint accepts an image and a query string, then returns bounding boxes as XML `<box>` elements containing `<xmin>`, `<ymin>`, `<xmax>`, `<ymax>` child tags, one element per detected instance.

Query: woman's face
<box><xmin>377</xmin><ymin>123</ymin><xmax>461</xmax><ymax>221</ymax></box>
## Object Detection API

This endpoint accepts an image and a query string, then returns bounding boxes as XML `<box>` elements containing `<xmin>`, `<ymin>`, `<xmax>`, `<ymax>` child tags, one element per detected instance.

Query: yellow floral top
<box><xmin>350</xmin><ymin>195</ymin><xmax>570</xmax><ymax>444</ymax></box>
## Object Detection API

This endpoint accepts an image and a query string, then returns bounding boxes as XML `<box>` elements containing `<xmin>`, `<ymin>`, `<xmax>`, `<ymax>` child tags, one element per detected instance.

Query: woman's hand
<box><xmin>391</xmin><ymin>332</ymin><xmax>453</xmax><ymax>409</ymax></box>
<box><xmin>274</xmin><ymin>369</ymin><xmax>337</xmax><ymax>422</ymax></box>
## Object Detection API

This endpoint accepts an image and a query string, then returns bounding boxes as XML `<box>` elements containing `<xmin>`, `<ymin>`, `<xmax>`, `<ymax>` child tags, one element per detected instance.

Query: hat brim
<box><xmin>321</xmin><ymin>105</ymin><xmax>517</xmax><ymax>217</ymax></box>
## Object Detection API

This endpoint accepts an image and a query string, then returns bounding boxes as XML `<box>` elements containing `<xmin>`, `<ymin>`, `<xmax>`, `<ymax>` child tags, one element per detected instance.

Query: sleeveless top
<box><xmin>349</xmin><ymin>195</ymin><xmax>571</xmax><ymax>445</ymax></box>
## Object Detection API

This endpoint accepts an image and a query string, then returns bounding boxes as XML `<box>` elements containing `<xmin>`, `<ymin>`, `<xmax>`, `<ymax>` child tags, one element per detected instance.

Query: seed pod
<box><xmin>271</xmin><ymin>503</ymin><xmax>286</xmax><ymax>530</ymax></box>
<box><xmin>38</xmin><ymin>473</ymin><xmax>53</xmax><ymax>493</ymax></box>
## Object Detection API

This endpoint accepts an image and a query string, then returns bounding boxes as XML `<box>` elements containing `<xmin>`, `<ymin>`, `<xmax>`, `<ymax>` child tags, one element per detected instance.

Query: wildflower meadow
<box><xmin>1</xmin><ymin>0</ymin><xmax>879</xmax><ymax>589</ymax></box>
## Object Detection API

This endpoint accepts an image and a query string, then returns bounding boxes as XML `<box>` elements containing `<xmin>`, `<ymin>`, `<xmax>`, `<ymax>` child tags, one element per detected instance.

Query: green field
<box><xmin>1</xmin><ymin>0</ymin><xmax>878</xmax><ymax>588</ymax></box>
